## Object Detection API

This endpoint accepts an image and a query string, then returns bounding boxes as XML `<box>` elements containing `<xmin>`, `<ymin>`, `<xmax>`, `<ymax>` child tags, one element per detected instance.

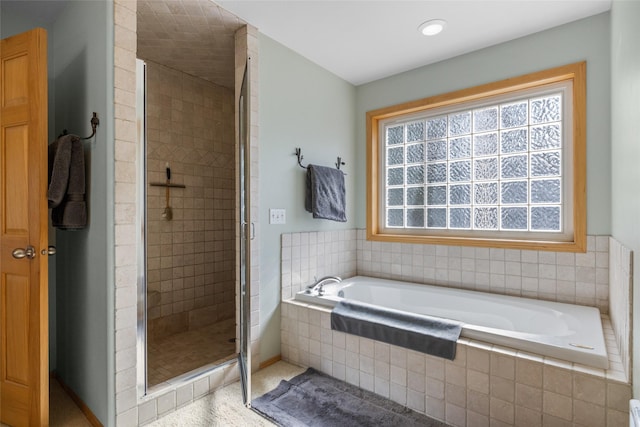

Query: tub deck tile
<box><xmin>543</xmin><ymin>357</ymin><xmax>574</xmax><ymax>370</ymax></box>
<box><xmin>515</xmin><ymin>350</ymin><xmax>544</xmax><ymax>364</ymax></box>
<box><xmin>572</xmin><ymin>363</ymin><xmax>605</xmax><ymax>378</ymax></box>
<box><xmin>281</xmin><ymin>300</ymin><xmax>631</xmax><ymax>427</ymax></box>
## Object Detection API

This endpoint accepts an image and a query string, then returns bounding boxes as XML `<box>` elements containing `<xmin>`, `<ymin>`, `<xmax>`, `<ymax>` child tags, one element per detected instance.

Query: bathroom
<box><xmin>116</xmin><ymin>2</ymin><xmax>639</xmax><ymax>425</ymax></box>
<box><xmin>0</xmin><ymin>0</ymin><xmax>638</xmax><ymax>426</ymax></box>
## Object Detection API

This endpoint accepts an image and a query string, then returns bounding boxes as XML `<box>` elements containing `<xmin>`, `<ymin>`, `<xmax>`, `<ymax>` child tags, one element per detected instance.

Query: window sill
<box><xmin>366</xmin><ymin>230</ymin><xmax>587</xmax><ymax>253</ymax></box>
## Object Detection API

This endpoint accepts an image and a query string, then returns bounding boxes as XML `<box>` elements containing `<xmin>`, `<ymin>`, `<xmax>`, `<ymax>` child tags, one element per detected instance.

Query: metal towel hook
<box><xmin>295</xmin><ymin>147</ymin><xmax>307</xmax><ymax>169</ymax></box>
<box><xmin>59</xmin><ymin>112</ymin><xmax>100</xmax><ymax>140</ymax></box>
<box><xmin>83</xmin><ymin>112</ymin><xmax>100</xmax><ymax>140</ymax></box>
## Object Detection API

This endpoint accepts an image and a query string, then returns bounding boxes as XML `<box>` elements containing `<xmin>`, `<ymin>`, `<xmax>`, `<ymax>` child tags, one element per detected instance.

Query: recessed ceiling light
<box><xmin>418</xmin><ymin>19</ymin><xmax>447</xmax><ymax>36</ymax></box>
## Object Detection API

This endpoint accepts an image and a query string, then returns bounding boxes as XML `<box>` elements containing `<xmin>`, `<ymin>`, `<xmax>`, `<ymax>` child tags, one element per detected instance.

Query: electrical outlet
<box><xmin>269</xmin><ymin>208</ymin><xmax>286</xmax><ymax>225</ymax></box>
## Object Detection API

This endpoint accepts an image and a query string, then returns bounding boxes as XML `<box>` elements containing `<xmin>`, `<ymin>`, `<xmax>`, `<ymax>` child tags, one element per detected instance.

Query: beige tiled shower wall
<box><xmin>145</xmin><ymin>61</ymin><xmax>236</xmax><ymax>340</ymax></box>
<box><xmin>113</xmin><ymin>0</ymin><xmax>140</xmax><ymax>424</ymax></box>
<box><xmin>609</xmin><ymin>237</ymin><xmax>633</xmax><ymax>380</ymax></box>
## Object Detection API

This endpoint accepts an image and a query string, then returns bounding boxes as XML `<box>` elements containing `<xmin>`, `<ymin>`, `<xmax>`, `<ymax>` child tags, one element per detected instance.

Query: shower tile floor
<box><xmin>148</xmin><ymin>318</ymin><xmax>236</xmax><ymax>387</ymax></box>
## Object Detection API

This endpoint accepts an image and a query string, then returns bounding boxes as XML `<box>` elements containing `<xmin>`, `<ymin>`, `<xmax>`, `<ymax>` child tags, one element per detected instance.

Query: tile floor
<box><xmin>148</xmin><ymin>318</ymin><xmax>236</xmax><ymax>387</ymax></box>
<box><xmin>41</xmin><ymin>361</ymin><xmax>305</xmax><ymax>426</ymax></box>
<box><xmin>146</xmin><ymin>361</ymin><xmax>306</xmax><ymax>426</ymax></box>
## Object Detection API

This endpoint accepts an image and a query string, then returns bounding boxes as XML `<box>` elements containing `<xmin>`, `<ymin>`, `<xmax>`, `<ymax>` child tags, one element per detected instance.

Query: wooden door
<box><xmin>0</xmin><ymin>28</ymin><xmax>49</xmax><ymax>426</ymax></box>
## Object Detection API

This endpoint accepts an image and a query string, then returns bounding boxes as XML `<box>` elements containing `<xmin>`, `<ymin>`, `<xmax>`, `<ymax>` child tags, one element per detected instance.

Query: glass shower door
<box><xmin>238</xmin><ymin>62</ymin><xmax>251</xmax><ymax>405</ymax></box>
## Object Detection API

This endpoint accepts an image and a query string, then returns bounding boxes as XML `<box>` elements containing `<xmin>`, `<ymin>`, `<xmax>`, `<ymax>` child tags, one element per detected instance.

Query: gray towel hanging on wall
<box><xmin>48</xmin><ymin>134</ymin><xmax>87</xmax><ymax>229</ymax></box>
<box><xmin>305</xmin><ymin>164</ymin><xmax>347</xmax><ymax>222</ymax></box>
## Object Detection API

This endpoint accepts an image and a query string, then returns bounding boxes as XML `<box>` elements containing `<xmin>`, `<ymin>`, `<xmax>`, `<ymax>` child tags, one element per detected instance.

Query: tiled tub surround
<box><xmin>282</xmin><ymin>230</ymin><xmax>624</xmax><ymax>360</ymax></box>
<box><xmin>609</xmin><ymin>237</ymin><xmax>633</xmax><ymax>380</ymax></box>
<box><xmin>283</xmin><ymin>231</ymin><xmax>610</xmax><ymax>312</ymax></box>
<box><xmin>282</xmin><ymin>301</ymin><xmax>630</xmax><ymax>427</ymax></box>
<box><xmin>356</xmin><ymin>231</ymin><xmax>611</xmax><ymax>314</ymax></box>
<box><xmin>280</xmin><ymin>230</ymin><xmax>358</xmax><ymax>301</ymax></box>
<box><xmin>145</xmin><ymin>60</ymin><xmax>236</xmax><ymax>340</ymax></box>
<box><xmin>295</xmin><ymin>276</ymin><xmax>609</xmax><ymax>369</ymax></box>
<box><xmin>280</xmin><ymin>230</ymin><xmax>633</xmax><ymax>425</ymax></box>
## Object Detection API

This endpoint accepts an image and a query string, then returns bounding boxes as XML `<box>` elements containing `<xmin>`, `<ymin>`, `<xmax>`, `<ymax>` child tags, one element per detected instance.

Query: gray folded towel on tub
<box><xmin>331</xmin><ymin>300</ymin><xmax>463</xmax><ymax>360</ymax></box>
<box><xmin>305</xmin><ymin>164</ymin><xmax>346</xmax><ymax>222</ymax></box>
<box><xmin>48</xmin><ymin>134</ymin><xmax>87</xmax><ymax>229</ymax></box>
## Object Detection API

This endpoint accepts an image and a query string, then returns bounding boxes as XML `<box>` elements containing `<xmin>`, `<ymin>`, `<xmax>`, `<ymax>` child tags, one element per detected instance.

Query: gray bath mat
<box><xmin>252</xmin><ymin>368</ymin><xmax>451</xmax><ymax>426</ymax></box>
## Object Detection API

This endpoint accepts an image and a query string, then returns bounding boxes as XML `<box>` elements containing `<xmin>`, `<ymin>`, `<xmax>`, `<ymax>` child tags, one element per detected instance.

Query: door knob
<box><xmin>41</xmin><ymin>246</ymin><xmax>56</xmax><ymax>256</ymax></box>
<box><xmin>12</xmin><ymin>246</ymin><xmax>36</xmax><ymax>259</ymax></box>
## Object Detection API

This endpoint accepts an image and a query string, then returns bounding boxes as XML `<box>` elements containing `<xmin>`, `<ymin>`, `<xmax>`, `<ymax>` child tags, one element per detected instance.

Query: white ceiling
<box><xmin>218</xmin><ymin>0</ymin><xmax>611</xmax><ymax>86</ymax></box>
<box><xmin>1</xmin><ymin>0</ymin><xmax>612</xmax><ymax>88</ymax></box>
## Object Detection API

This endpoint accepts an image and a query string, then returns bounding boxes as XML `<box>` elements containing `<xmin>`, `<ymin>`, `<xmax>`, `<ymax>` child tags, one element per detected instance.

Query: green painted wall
<box><xmin>355</xmin><ymin>13</ymin><xmax>612</xmax><ymax>235</ymax></box>
<box><xmin>51</xmin><ymin>1</ymin><xmax>114</xmax><ymax>424</ymax></box>
<box><xmin>1</xmin><ymin>1</ymin><xmax>115</xmax><ymax>424</ymax></box>
<box><xmin>258</xmin><ymin>34</ymin><xmax>356</xmax><ymax>361</ymax></box>
<box><xmin>610</xmin><ymin>0</ymin><xmax>640</xmax><ymax>396</ymax></box>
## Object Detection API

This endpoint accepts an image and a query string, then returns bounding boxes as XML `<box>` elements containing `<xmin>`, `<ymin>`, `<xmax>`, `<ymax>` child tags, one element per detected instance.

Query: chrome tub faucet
<box><xmin>306</xmin><ymin>276</ymin><xmax>342</xmax><ymax>296</ymax></box>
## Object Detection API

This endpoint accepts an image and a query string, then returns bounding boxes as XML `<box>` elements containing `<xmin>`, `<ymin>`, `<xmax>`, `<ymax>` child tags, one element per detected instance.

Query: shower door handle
<box><xmin>243</xmin><ymin>222</ymin><xmax>255</xmax><ymax>240</ymax></box>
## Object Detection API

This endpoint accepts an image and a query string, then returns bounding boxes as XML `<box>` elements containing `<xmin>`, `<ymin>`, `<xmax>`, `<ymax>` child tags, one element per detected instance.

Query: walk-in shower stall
<box><xmin>134</xmin><ymin>0</ymin><xmax>251</xmax><ymax>397</ymax></box>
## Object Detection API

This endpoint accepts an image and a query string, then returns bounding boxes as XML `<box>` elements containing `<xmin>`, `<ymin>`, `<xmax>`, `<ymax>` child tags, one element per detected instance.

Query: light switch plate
<box><xmin>269</xmin><ymin>208</ymin><xmax>286</xmax><ymax>225</ymax></box>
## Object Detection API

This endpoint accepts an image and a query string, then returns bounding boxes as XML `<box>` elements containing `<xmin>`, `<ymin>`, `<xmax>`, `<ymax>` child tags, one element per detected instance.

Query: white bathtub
<box><xmin>295</xmin><ymin>276</ymin><xmax>608</xmax><ymax>369</ymax></box>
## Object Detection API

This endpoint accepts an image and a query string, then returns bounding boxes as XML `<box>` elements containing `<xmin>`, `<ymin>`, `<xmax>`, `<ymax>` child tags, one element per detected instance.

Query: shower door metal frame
<box><xmin>238</xmin><ymin>58</ymin><xmax>252</xmax><ymax>406</ymax></box>
<box><xmin>135</xmin><ymin>58</ymin><xmax>148</xmax><ymax>397</ymax></box>
<box><xmin>135</xmin><ymin>57</ymin><xmax>245</xmax><ymax>398</ymax></box>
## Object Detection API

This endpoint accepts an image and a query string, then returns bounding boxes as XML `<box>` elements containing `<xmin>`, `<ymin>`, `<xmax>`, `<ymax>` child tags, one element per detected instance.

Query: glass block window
<box><xmin>383</xmin><ymin>93</ymin><xmax>564</xmax><ymax>232</ymax></box>
<box><xmin>369</xmin><ymin>62</ymin><xmax>586</xmax><ymax>251</ymax></box>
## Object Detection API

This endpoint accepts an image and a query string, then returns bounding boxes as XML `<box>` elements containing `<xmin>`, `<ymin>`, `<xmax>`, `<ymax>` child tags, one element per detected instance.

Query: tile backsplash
<box><xmin>281</xmin><ymin>229</ymin><xmax>611</xmax><ymax>312</ymax></box>
<box><xmin>280</xmin><ymin>230</ymin><xmax>357</xmax><ymax>300</ymax></box>
<box><xmin>356</xmin><ymin>231</ymin><xmax>610</xmax><ymax>313</ymax></box>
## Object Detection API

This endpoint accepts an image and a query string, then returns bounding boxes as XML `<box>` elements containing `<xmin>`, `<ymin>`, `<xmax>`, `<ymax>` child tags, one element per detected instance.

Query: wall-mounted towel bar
<box><xmin>295</xmin><ymin>147</ymin><xmax>346</xmax><ymax>172</ymax></box>
<box><xmin>59</xmin><ymin>112</ymin><xmax>100</xmax><ymax>140</ymax></box>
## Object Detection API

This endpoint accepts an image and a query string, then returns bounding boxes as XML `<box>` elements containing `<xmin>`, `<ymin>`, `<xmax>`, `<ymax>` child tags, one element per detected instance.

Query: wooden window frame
<box><xmin>366</xmin><ymin>62</ymin><xmax>586</xmax><ymax>252</ymax></box>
